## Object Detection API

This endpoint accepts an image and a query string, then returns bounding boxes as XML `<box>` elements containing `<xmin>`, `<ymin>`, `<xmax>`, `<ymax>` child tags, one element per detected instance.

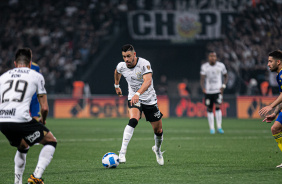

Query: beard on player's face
<box><xmin>270</xmin><ymin>65</ymin><xmax>278</xmax><ymax>72</ymax></box>
<box><xmin>268</xmin><ymin>60</ymin><xmax>278</xmax><ymax>72</ymax></box>
<box><xmin>125</xmin><ymin>57</ymin><xmax>135</xmax><ymax>68</ymax></box>
<box><xmin>209</xmin><ymin>60</ymin><xmax>216</xmax><ymax>65</ymax></box>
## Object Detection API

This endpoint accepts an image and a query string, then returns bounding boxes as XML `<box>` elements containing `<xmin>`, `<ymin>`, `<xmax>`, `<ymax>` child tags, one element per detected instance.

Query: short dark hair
<box><xmin>269</xmin><ymin>50</ymin><xmax>282</xmax><ymax>60</ymax></box>
<box><xmin>15</xmin><ymin>48</ymin><xmax>32</xmax><ymax>65</ymax></box>
<box><xmin>208</xmin><ymin>51</ymin><xmax>216</xmax><ymax>55</ymax></box>
<box><xmin>121</xmin><ymin>44</ymin><xmax>135</xmax><ymax>52</ymax></box>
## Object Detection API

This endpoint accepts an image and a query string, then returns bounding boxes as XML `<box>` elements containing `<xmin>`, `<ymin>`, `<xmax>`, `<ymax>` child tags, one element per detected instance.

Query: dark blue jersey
<box><xmin>30</xmin><ymin>62</ymin><xmax>41</xmax><ymax>117</ymax></box>
<box><xmin>31</xmin><ymin>62</ymin><xmax>40</xmax><ymax>72</ymax></box>
<box><xmin>276</xmin><ymin>69</ymin><xmax>282</xmax><ymax>93</ymax></box>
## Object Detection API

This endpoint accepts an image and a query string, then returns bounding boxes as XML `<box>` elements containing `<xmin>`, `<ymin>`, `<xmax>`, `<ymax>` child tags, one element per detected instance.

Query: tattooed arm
<box><xmin>273</xmin><ymin>102</ymin><xmax>282</xmax><ymax>115</ymax></box>
<box><xmin>262</xmin><ymin>102</ymin><xmax>282</xmax><ymax>123</ymax></box>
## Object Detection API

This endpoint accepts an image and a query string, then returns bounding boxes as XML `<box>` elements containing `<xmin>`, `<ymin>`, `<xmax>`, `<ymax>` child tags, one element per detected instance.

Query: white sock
<box><xmin>215</xmin><ymin>109</ymin><xmax>222</xmax><ymax>129</ymax></box>
<box><xmin>120</xmin><ymin>125</ymin><xmax>134</xmax><ymax>151</ymax></box>
<box><xmin>154</xmin><ymin>133</ymin><xmax>163</xmax><ymax>152</ymax></box>
<box><xmin>14</xmin><ymin>149</ymin><xmax>28</xmax><ymax>184</ymax></box>
<box><xmin>207</xmin><ymin>112</ymin><xmax>215</xmax><ymax>130</ymax></box>
<box><xmin>33</xmin><ymin>145</ymin><xmax>55</xmax><ymax>179</ymax></box>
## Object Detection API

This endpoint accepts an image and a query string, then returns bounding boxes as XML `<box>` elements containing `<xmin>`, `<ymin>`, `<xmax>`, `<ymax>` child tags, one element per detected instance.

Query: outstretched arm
<box><xmin>262</xmin><ymin>101</ymin><xmax>282</xmax><ymax>123</ymax></box>
<box><xmin>259</xmin><ymin>92</ymin><xmax>282</xmax><ymax>116</ymax></box>
<box><xmin>270</xmin><ymin>93</ymin><xmax>282</xmax><ymax>109</ymax></box>
<box><xmin>273</xmin><ymin>102</ymin><xmax>282</xmax><ymax>115</ymax></box>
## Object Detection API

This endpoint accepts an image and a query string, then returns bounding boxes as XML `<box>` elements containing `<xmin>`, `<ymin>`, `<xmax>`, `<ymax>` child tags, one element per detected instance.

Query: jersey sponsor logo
<box><xmin>26</xmin><ymin>131</ymin><xmax>40</xmax><ymax>143</ymax></box>
<box><xmin>140</xmin><ymin>99</ymin><xmax>152</xmax><ymax>103</ymax></box>
<box><xmin>130</xmin><ymin>86</ymin><xmax>139</xmax><ymax>92</ymax></box>
<box><xmin>0</xmin><ymin>108</ymin><xmax>16</xmax><ymax>116</ymax></box>
<box><xmin>130</xmin><ymin>75</ymin><xmax>143</xmax><ymax>82</ymax></box>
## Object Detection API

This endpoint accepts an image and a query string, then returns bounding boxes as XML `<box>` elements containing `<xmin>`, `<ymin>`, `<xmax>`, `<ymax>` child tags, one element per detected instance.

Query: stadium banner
<box><xmin>128</xmin><ymin>10</ymin><xmax>237</xmax><ymax>42</ymax></box>
<box><xmin>53</xmin><ymin>96</ymin><xmax>169</xmax><ymax>118</ymax></box>
<box><xmin>169</xmin><ymin>96</ymin><xmax>236</xmax><ymax>117</ymax></box>
<box><xmin>237</xmin><ymin>96</ymin><xmax>277</xmax><ymax>119</ymax></box>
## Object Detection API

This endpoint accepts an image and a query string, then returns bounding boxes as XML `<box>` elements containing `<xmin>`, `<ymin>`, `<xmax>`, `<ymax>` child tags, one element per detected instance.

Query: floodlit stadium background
<box><xmin>0</xmin><ymin>0</ymin><xmax>281</xmax><ymax>119</ymax></box>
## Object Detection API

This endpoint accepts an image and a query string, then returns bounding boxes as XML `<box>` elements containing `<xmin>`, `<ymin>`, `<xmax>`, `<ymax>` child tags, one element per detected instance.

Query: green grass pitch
<box><xmin>0</xmin><ymin>118</ymin><xmax>281</xmax><ymax>183</ymax></box>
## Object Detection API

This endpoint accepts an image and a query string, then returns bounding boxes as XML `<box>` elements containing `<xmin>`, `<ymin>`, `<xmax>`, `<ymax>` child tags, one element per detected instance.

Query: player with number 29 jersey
<box><xmin>0</xmin><ymin>67</ymin><xmax>46</xmax><ymax>122</ymax></box>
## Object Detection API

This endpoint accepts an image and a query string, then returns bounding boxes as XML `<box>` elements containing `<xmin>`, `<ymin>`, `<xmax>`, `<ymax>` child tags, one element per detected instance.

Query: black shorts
<box><xmin>205</xmin><ymin>93</ymin><xmax>223</xmax><ymax>109</ymax></box>
<box><xmin>128</xmin><ymin>101</ymin><xmax>163</xmax><ymax>122</ymax></box>
<box><xmin>0</xmin><ymin>118</ymin><xmax>49</xmax><ymax>147</ymax></box>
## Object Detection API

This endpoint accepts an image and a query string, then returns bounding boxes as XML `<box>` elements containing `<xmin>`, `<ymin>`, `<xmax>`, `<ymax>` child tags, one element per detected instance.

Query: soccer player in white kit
<box><xmin>0</xmin><ymin>48</ymin><xmax>57</xmax><ymax>184</ymax></box>
<box><xmin>114</xmin><ymin>44</ymin><xmax>164</xmax><ymax>165</ymax></box>
<box><xmin>200</xmin><ymin>51</ymin><xmax>228</xmax><ymax>134</ymax></box>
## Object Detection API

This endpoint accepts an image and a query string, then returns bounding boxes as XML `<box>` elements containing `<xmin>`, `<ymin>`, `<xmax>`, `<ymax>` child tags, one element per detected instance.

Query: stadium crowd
<box><xmin>0</xmin><ymin>0</ymin><xmax>122</xmax><ymax>94</ymax></box>
<box><xmin>0</xmin><ymin>0</ymin><xmax>281</xmax><ymax>95</ymax></box>
<box><xmin>206</xmin><ymin>1</ymin><xmax>282</xmax><ymax>95</ymax></box>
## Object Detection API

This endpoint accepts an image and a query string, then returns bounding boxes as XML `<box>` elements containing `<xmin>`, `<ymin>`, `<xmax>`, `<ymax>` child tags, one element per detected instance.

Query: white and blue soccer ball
<box><xmin>102</xmin><ymin>152</ymin><xmax>119</xmax><ymax>168</ymax></box>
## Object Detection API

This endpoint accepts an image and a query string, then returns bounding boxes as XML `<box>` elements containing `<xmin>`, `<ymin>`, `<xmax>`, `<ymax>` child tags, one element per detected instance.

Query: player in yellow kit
<box><xmin>260</xmin><ymin>50</ymin><xmax>282</xmax><ymax>168</ymax></box>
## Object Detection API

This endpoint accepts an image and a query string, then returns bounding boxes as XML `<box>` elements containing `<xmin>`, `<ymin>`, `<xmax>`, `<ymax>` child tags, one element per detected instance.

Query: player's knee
<box><xmin>44</xmin><ymin>141</ymin><xmax>57</xmax><ymax>148</ymax></box>
<box><xmin>47</xmin><ymin>132</ymin><xmax>57</xmax><ymax>142</ymax></box>
<box><xmin>17</xmin><ymin>146</ymin><xmax>29</xmax><ymax>154</ymax></box>
<box><xmin>154</xmin><ymin>129</ymin><xmax>163</xmax><ymax>136</ymax></box>
<box><xmin>18</xmin><ymin>141</ymin><xmax>29</xmax><ymax>151</ymax></box>
<box><xmin>128</xmin><ymin>118</ymin><xmax>138</xmax><ymax>128</ymax></box>
<box><xmin>271</xmin><ymin>125</ymin><xmax>281</xmax><ymax>135</ymax></box>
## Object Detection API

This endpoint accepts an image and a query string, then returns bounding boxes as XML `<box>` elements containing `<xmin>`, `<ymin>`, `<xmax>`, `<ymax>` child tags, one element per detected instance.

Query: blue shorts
<box><xmin>276</xmin><ymin>112</ymin><xmax>282</xmax><ymax>124</ymax></box>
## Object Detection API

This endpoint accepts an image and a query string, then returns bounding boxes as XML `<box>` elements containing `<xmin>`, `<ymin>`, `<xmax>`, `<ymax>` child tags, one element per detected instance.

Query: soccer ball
<box><xmin>102</xmin><ymin>152</ymin><xmax>119</xmax><ymax>168</ymax></box>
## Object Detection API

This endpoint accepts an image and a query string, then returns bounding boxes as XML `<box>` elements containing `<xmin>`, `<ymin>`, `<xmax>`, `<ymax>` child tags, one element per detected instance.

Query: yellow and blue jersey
<box><xmin>31</xmin><ymin>62</ymin><xmax>40</xmax><ymax>73</ymax></box>
<box><xmin>276</xmin><ymin>69</ymin><xmax>282</xmax><ymax>93</ymax></box>
<box><xmin>275</xmin><ymin>69</ymin><xmax>282</xmax><ymax>124</ymax></box>
<box><xmin>30</xmin><ymin>62</ymin><xmax>41</xmax><ymax>118</ymax></box>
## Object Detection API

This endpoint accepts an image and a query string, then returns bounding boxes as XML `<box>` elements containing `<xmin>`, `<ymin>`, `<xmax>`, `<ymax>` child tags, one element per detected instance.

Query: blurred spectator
<box><xmin>269</xmin><ymin>71</ymin><xmax>279</xmax><ymax>95</ymax></box>
<box><xmin>177</xmin><ymin>78</ymin><xmax>191</xmax><ymax>98</ymax></box>
<box><xmin>0</xmin><ymin>0</ymin><xmax>122</xmax><ymax>94</ymax></box>
<box><xmin>1</xmin><ymin>0</ymin><xmax>281</xmax><ymax>96</ymax></box>
<box><xmin>156</xmin><ymin>74</ymin><xmax>168</xmax><ymax>95</ymax></box>
<box><xmin>247</xmin><ymin>78</ymin><xmax>259</xmax><ymax>95</ymax></box>
<box><xmin>206</xmin><ymin>0</ymin><xmax>282</xmax><ymax>95</ymax></box>
<box><xmin>260</xmin><ymin>81</ymin><xmax>272</xmax><ymax>96</ymax></box>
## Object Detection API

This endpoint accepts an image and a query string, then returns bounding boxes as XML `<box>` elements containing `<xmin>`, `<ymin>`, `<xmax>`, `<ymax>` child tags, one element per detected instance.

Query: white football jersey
<box><xmin>116</xmin><ymin>57</ymin><xmax>157</xmax><ymax>105</ymax></box>
<box><xmin>0</xmin><ymin>67</ymin><xmax>47</xmax><ymax>122</ymax></box>
<box><xmin>200</xmin><ymin>61</ymin><xmax>227</xmax><ymax>94</ymax></box>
